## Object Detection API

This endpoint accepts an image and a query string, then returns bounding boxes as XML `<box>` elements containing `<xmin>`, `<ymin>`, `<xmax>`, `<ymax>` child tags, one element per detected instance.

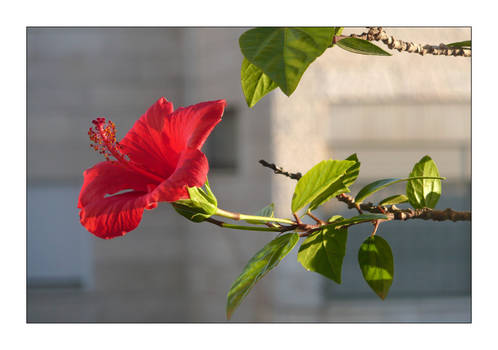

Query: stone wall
<box><xmin>27</xmin><ymin>27</ymin><xmax>470</xmax><ymax>322</ymax></box>
<box><xmin>27</xmin><ymin>27</ymin><xmax>273</xmax><ymax>322</ymax></box>
<box><xmin>267</xmin><ymin>28</ymin><xmax>470</xmax><ymax>319</ymax></box>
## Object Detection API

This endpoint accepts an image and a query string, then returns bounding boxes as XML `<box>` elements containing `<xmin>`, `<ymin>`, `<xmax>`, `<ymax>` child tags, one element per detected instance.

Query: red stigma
<box><xmin>86</xmin><ymin>117</ymin><xmax>164</xmax><ymax>183</ymax></box>
<box><xmin>88</xmin><ymin>117</ymin><xmax>124</xmax><ymax>162</ymax></box>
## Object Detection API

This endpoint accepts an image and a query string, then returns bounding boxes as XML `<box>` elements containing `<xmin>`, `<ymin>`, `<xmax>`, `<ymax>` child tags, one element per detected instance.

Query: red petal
<box><xmin>119</xmin><ymin>97</ymin><xmax>177</xmax><ymax>179</ymax></box>
<box><xmin>166</xmin><ymin>99</ymin><xmax>226</xmax><ymax>150</ymax></box>
<box><xmin>80</xmin><ymin>191</ymin><xmax>148</xmax><ymax>239</ymax></box>
<box><xmin>78</xmin><ymin>161</ymin><xmax>157</xmax><ymax>209</ymax></box>
<box><xmin>146</xmin><ymin>148</ymin><xmax>209</xmax><ymax>203</ymax></box>
<box><xmin>120</xmin><ymin>98</ymin><xmax>225</xmax><ymax>179</ymax></box>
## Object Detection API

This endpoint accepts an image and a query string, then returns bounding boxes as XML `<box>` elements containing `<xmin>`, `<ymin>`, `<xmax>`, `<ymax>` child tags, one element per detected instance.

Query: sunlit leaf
<box><xmin>298</xmin><ymin>218</ymin><xmax>348</xmax><ymax>283</ymax></box>
<box><xmin>329</xmin><ymin>213</ymin><xmax>388</xmax><ymax>229</ymax></box>
<box><xmin>292</xmin><ymin>159</ymin><xmax>356</xmax><ymax>213</ymax></box>
<box><xmin>358</xmin><ymin>235</ymin><xmax>394</xmax><ymax>300</ymax></box>
<box><xmin>239</xmin><ymin>27</ymin><xmax>335</xmax><ymax>96</ymax></box>
<box><xmin>447</xmin><ymin>40</ymin><xmax>471</xmax><ymax>48</ymax></box>
<box><xmin>379</xmin><ymin>194</ymin><xmax>409</xmax><ymax>206</ymax></box>
<box><xmin>355</xmin><ymin>176</ymin><xmax>445</xmax><ymax>204</ymax></box>
<box><xmin>355</xmin><ymin>178</ymin><xmax>403</xmax><ymax>203</ymax></box>
<box><xmin>336</xmin><ymin>37</ymin><xmax>391</xmax><ymax>56</ymax></box>
<box><xmin>226</xmin><ymin>233</ymin><xmax>299</xmax><ymax>320</ymax></box>
<box><xmin>241</xmin><ymin>58</ymin><xmax>278</xmax><ymax>108</ymax></box>
<box><xmin>406</xmin><ymin>155</ymin><xmax>442</xmax><ymax>209</ymax></box>
<box><xmin>328</xmin><ymin>215</ymin><xmax>343</xmax><ymax>223</ymax></box>
<box><xmin>246</xmin><ymin>203</ymin><xmax>275</xmax><ymax>224</ymax></box>
<box><xmin>341</xmin><ymin>154</ymin><xmax>361</xmax><ymax>188</ymax></box>
<box><xmin>308</xmin><ymin>154</ymin><xmax>360</xmax><ymax>211</ymax></box>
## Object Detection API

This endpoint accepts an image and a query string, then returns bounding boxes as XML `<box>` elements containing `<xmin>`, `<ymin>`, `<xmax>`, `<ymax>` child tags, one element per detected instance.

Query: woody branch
<box><xmin>258</xmin><ymin>160</ymin><xmax>471</xmax><ymax>222</ymax></box>
<box><xmin>342</xmin><ymin>27</ymin><xmax>471</xmax><ymax>57</ymax></box>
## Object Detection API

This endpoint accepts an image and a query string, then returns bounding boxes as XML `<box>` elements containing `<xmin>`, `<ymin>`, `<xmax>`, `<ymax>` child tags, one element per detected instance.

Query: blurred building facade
<box><xmin>27</xmin><ymin>27</ymin><xmax>470</xmax><ymax>322</ymax></box>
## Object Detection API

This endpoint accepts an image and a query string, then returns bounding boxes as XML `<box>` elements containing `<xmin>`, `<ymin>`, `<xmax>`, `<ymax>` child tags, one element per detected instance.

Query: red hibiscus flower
<box><xmin>78</xmin><ymin>97</ymin><xmax>226</xmax><ymax>239</ymax></box>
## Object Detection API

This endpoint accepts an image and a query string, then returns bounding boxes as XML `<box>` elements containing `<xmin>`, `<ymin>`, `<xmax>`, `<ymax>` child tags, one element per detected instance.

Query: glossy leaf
<box><xmin>246</xmin><ymin>203</ymin><xmax>275</xmax><ymax>224</ymax></box>
<box><xmin>226</xmin><ymin>233</ymin><xmax>299</xmax><ymax>320</ymax></box>
<box><xmin>307</xmin><ymin>179</ymin><xmax>348</xmax><ymax>212</ymax></box>
<box><xmin>292</xmin><ymin>159</ymin><xmax>356</xmax><ymax>213</ymax></box>
<box><xmin>355</xmin><ymin>176</ymin><xmax>445</xmax><ymax>204</ymax></box>
<box><xmin>355</xmin><ymin>178</ymin><xmax>403</xmax><ymax>203</ymax></box>
<box><xmin>336</xmin><ymin>37</ymin><xmax>391</xmax><ymax>56</ymax></box>
<box><xmin>406</xmin><ymin>155</ymin><xmax>442</xmax><ymax>209</ymax></box>
<box><xmin>308</xmin><ymin>154</ymin><xmax>360</xmax><ymax>211</ymax></box>
<box><xmin>330</xmin><ymin>213</ymin><xmax>388</xmax><ymax>229</ymax></box>
<box><xmin>239</xmin><ymin>27</ymin><xmax>335</xmax><ymax>96</ymax></box>
<box><xmin>328</xmin><ymin>215</ymin><xmax>343</xmax><ymax>223</ymax></box>
<box><xmin>447</xmin><ymin>40</ymin><xmax>471</xmax><ymax>48</ymax></box>
<box><xmin>341</xmin><ymin>154</ymin><xmax>361</xmax><ymax>188</ymax></box>
<box><xmin>298</xmin><ymin>219</ymin><xmax>348</xmax><ymax>283</ymax></box>
<box><xmin>379</xmin><ymin>194</ymin><xmax>409</xmax><ymax>206</ymax></box>
<box><xmin>358</xmin><ymin>235</ymin><xmax>394</xmax><ymax>300</ymax></box>
<box><xmin>241</xmin><ymin>58</ymin><xmax>278</xmax><ymax>108</ymax></box>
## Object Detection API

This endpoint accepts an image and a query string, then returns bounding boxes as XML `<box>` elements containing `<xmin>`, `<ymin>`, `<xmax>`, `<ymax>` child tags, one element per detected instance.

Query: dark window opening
<box><xmin>205</xmin><ymin>105</ymin><xmax>238</xmax><ymax>172</ymax></box>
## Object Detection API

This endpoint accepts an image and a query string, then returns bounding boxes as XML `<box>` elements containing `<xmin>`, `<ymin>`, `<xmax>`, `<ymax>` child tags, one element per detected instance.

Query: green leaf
<box><xmin>406</xmin><ymin>155</ymin><xmax>442</xmax><ymax>209</ymax></box>
<box><xmin>292</xmin><ymin>159</ymin><xmax>356</xmax><ymax>213</ymax></box>
<box><xmin>246</xmin><ymin>203</ymin><xmax>275</xmax><ymax>224</ymax></box>
<box><xmin>330</xmin><ymin>213</ymin><xmax>388</xmax><ymax>229</ymax></box>
<box><xmin>355</xmin><ymin>178</ymin><xmax>403</xmax><ymax>203</ymax></box>
<box><xmin>336</xmin><ymin>37</ymin><xmax>391</xmax><ymax>56</ymax></box>
<box><xmin>172</xmin><ymin>179</ymin><xmax>218</xmax><ymax>222</ymax></box>
<box><xmin>328</xmin><ymin>215</ymin><xmax>343</xmax><ymax>223</ymax></box>
<box><xmin>379</xmin><ymin>194</ymin><xmax>409</xmax><ymax>206</ymax></box>
<box><xmin>446</xmin><ymin>40</ymin><xmax>471</xmax><ymax>48</ymax></box>
<box><xmin>308</xmin><ymin>154</ymin><xmax>360</xmax><ymax>211</ymax></box>
<box><xmin>241</xmin><ymin>58</ymin><xmax>278</xmax><ymax>108</ymax></box>
<box><xmin>358</xmin><ymin>235</ymin><xmax>394</xmax><ymax>300</ymax></box>
<box><xmin>307</xmin><ymin>181</ymin><xmax>348</xmax><ymax>212</ymax></box>
<box><xmin>298</xmin><ymin>222</ymin><xmax>348</xmax><ymax>283</ymax></box>
<box><xmin>355</xmin><ymin>176</ymin><xmax>445</xmax><ymax>204</ymax></box>
<box><xmin>226</xmin><ymin>233</ymin><xmax>299</xmax><ymax>320</ymax></box>
<box><xmin>239</xmin><ymin>27</ymin><xmax>335</xmax><ymax>96</ymax></box>
<box><xmin>341</xmin><ymin>154</ymin><xmax>361</xmax><ymax>188</ymax></box>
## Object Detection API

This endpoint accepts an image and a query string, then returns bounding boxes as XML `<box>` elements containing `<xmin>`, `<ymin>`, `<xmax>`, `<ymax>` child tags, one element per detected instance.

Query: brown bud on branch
<box><xmin>349</xmin><ymin>27</ymin><xmax>471</xmax><ymax>57</ymax></box>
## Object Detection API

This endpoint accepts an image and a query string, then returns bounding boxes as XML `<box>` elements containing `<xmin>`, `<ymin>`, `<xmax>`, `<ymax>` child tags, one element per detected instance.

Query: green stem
<box><xmin>215</xmin><ymin>208</ymin><xmax>295</xmax><ymax>225</ymax></box>
<box><xmin>206</xmin><ymin>218</ymin><xmax>282</xmax><ymax>232</ymax></box>
<box><xmin>219</xmin><ymin>223</ymin><xmax>282</xmax><ymax>232</ymax></box>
